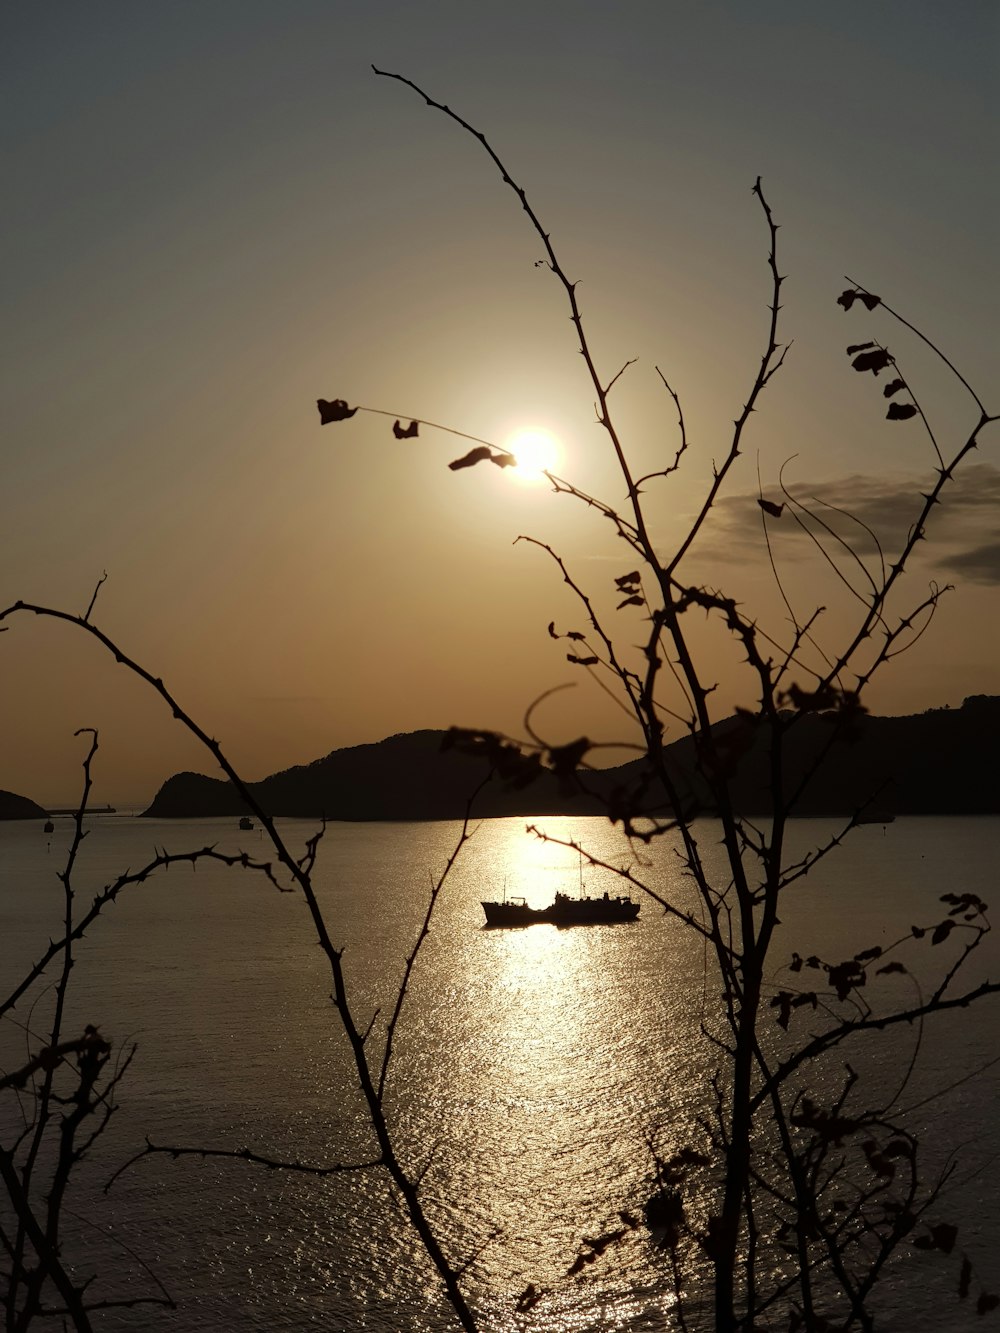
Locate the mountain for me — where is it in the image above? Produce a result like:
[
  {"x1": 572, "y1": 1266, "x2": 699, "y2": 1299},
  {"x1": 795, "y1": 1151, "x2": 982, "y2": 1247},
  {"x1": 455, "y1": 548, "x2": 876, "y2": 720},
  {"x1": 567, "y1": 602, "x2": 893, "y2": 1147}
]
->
[
  {"x1": 0, "y1": 789, "x2": 48, "y2": 820},
  {"x1": 141, "y1": 698, "x2": 1000, "y2": 821},
  {"x1": 633, "y1": 695, "x2": 1000, "y2": 818},
  {"x1": 142, "y1": 730, "x2": 602, "y2": 820}
]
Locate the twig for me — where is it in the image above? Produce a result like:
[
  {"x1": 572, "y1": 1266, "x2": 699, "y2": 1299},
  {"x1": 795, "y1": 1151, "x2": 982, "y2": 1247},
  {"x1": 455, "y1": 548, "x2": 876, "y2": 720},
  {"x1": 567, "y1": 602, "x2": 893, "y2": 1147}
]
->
[{"x1": 106, "y1": 1139, "x2": 383, "y2": 1191}]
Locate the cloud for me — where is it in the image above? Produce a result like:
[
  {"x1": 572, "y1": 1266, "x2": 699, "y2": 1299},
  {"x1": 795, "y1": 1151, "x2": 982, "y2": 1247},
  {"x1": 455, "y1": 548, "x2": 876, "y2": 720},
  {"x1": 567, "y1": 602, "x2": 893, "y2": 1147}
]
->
[
  {"x1": 939, "y1": 543, "x2": 1000, "y2": 585},
  {"x1": 689, "y1": 463, "x2": 1000, "y2": 584}
]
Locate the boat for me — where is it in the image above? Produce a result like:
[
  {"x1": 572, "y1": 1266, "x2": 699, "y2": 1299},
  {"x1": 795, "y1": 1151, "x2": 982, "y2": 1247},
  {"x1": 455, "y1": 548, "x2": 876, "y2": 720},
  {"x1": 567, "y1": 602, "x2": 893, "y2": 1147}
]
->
[
  {"x1": 481, "y1": 889, "x2": 640, "y2": 928},
  {"x1": 238, "y1": 816, "x2": 254, "y2": 831},
  {"x1": 480, "y1": 890, "x2": 637, "y2": 933},
  {"x1": 483, "y1": 848, "x2": 640, "y2": 928}
]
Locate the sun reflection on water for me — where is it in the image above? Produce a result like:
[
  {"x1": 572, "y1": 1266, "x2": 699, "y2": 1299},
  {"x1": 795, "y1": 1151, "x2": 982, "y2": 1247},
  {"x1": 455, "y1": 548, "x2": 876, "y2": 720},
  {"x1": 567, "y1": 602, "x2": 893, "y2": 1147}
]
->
[
  {"x1": 487, "y1": 817, "x2": 589, "y2": 910},
  {"x1": 414, "y1": 818, "x2": 690, "y2": 1327}
]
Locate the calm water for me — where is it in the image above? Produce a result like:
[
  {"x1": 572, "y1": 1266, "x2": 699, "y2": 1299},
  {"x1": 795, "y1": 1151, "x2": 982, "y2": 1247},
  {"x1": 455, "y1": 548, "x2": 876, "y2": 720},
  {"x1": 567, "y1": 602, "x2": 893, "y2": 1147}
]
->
[{"x1": 1, "y1": 815, "x2": 998, "y2": 1331}]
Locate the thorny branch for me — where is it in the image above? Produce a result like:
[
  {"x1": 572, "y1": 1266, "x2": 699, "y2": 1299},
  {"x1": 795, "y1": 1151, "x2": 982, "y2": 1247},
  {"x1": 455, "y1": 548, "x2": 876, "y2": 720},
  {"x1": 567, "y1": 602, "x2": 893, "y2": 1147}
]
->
[{"x1": 0, "y1": 602, "x2": 487, "y2": 1331}]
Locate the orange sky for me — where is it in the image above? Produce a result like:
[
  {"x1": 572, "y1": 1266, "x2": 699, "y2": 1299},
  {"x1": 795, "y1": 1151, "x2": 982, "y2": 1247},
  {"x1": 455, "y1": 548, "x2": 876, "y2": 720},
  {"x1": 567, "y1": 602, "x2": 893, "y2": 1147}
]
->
[{"x1": 2, "y1": 2, "x2": 997, "y2": 806}]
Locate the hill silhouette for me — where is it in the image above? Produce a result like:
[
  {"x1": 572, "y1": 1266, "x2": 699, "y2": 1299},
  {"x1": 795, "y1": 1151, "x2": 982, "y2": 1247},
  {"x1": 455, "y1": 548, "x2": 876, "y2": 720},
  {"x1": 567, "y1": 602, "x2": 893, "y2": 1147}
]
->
[
  {"x1": 141, "y1": 698, "x2": 1000, "y2": 821},
  {"x1": 661, "y1": 695, "x2": 1000, "y2": 818},
  {"x1": 0, "y1": 789, "x2": 48, "y2": 820},
  {"x1": 142, "y1": 730, "x2": 602, "y2": 820}
]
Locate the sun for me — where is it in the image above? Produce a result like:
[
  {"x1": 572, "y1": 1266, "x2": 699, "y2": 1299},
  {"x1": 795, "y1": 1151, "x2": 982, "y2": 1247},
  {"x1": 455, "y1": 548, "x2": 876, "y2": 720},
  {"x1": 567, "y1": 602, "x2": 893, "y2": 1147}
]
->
[{"x1": 504, "y1": 427, "x2": 561, "y2": 483}]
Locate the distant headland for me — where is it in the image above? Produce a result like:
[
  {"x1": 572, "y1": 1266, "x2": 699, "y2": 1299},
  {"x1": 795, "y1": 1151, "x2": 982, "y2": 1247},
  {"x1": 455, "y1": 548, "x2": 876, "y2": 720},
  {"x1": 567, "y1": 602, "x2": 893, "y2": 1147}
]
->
[
  {"x1": 0, "y1": 790, "x2": 48, "y2": 821},
  {"x1": 138, "y1": 697, "x2": 1000, "y2": 822},
  {"x1": 4, "y1": 698, "x2": 996, "y2": 824}
]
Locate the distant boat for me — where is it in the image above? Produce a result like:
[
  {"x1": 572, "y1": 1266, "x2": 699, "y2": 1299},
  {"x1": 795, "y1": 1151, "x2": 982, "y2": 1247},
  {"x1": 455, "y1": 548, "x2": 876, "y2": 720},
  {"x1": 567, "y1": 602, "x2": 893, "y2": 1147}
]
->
[
  {"x1": 238, "y1": 816, "x2": 254, "y2": 831},
  {"x1": 482, "y1": 851, "x2": 639, "y2": 927},
  {"x1": 481, "y1": 890, "x2": 640, "y2": 928},
  {"x1": 856, "y1": 812, "x2": 895, "y2": 825},
  {"x1": 43, "y1": 819, "x2": 54, "y2": 834}
]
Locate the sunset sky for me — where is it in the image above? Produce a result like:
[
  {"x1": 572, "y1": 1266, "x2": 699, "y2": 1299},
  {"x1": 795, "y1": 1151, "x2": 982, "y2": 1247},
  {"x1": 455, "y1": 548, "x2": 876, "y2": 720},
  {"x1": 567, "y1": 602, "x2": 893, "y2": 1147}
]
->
[{"x1": 2, "y1": 2, "x2": 997, "y2": 806}]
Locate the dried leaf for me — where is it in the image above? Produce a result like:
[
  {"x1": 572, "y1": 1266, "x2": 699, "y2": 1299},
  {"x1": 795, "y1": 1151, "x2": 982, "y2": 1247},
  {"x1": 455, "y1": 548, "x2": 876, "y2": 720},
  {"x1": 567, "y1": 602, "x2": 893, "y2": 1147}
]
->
[
  {"x1": 547, "y1": 737, "x2": 591, "y2": 775},
  {"x1": 882, "y1": 1139, "x2": 913, "y2": 1160},
  {"x1": 615, "y1": 571, "x2": 641, "y2": 588},
  {"x1": 886, "y1": 402, "x2": 918, "y2": 421},
  {"x1": 789, "y1": 1097, "x2": 860, "y2": 1146},
  {"x1": 931, "y1": 1223, "x2": 958, "y2": 1254},
  {"x1": 670, "y1": 1147, "x2": 711, "y2": 1168},
  {"x1": 883, "y1": 377, "x2": 907, "y2": 398},
  {"x1": 876, "y1": 961, "x2": 908, "y2": 975},
  {"x1": 317, "y1": 398, "x2": 358, "y2": 424},
  {"x1": 770, "y1": 992, "x2": 793, "y2": 1031},
  {"x1": 838, "y1": 289, "x2": 881, "y2": 312},
  {"x1": 847, "y1": 342, "x2": 877, "y2": 355},
  {"x1": 782, "y1": 682, "x2": 846, "y2": 713},
  {"x1": 959, "y1": 1256, "x2": 973, "y2": 1300},
  {"x1": 516, "y1": 1284, "x2": 543, "y2": 1313},
  {"x1": 851, "y1": 348, "x2": 892, "y2": 376},
  {"x1": 758, "y1": 497, "x2": 785, "y2": 518},
  {"x1": 644, "y1": 1187, "x2": 685, "y2": 1248},
  {"x1": 549, "y1": 624, "x2": 585, "y2": 644},
  {"x1": 567, "y1": 653, "x2": 599, "y2": 667},
  {"x1": 449, "y1": 446, "x2": 493, "y2": 471},
  {"x1": 581, "y1": 1227, "x2": 628, "y2": 1256},
  {"x1": 931, "y1": 919, "x2": 955, "y2": 945},
  {"x1": 440, "y1": 727, "x2": 542, "y2": 789},
  {"x1": 828, "y1": 959, "x2": 866, "y2": 1001},
  {"x1": 863, "y1": 1141, "x2": 896, "y2": 1180},
  {"x1": 392, "y1": 419, "x2": 419, "y2": 439},
  {"x1": 617, "y1": 595, "x2": 644, "y2": 609},
  {"x1": 448, "y1": 445, "x2": 514, "y2": 470}
]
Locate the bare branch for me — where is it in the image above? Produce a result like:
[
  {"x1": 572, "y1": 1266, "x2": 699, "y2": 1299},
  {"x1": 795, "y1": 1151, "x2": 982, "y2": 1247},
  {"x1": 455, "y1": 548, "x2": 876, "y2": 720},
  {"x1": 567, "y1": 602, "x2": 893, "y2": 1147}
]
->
[
  {"x1": 106, "y1": 1139, "x2": 383, "y2": 1189},
  {"x1": 82, "y1": 572, "x2": 107, "y2": 624}
]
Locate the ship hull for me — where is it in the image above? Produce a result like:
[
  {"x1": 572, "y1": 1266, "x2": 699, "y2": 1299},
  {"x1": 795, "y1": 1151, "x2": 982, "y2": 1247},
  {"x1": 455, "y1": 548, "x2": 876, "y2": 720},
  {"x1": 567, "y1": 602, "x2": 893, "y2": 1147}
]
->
[{"x1": 481, "y1": 894, "x2": 639, "y2": 928}]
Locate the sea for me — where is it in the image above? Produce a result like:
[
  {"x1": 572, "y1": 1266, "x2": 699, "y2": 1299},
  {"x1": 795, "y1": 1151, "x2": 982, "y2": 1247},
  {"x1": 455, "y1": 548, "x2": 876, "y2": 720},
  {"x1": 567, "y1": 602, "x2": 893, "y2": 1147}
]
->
[{"x1": 1, "y1": 814, "x2": 998, "y2": 1332}]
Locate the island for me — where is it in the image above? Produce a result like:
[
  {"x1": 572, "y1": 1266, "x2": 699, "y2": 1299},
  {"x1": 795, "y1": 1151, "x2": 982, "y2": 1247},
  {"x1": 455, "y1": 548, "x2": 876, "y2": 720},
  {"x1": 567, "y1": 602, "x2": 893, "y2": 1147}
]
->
[
  {"x1": 0, "y1": 790, "x2": 49, "y2": 821},
  {"x1": 141, "y1": 697, "x2": 1000, "y2": 822}
]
